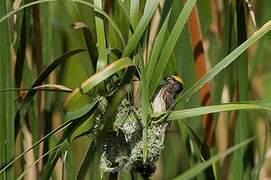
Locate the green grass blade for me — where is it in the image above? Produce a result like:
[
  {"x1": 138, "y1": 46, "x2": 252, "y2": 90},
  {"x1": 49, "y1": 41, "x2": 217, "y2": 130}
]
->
[
  {"x1": 183, "y1": 121, "x2": 215, "y2": 179},
  {"x1": 76, "y1": 142, "x2": 96, "y2": 180},
  {"x1": 176, "y1": 20, "x2": 271, "y2": 104},
  {"x1": 0, "y1": 118, "x2": 73, "y2": 174},
  {"x1": 173, "y1": 135, "x2": 258, "y2": 180},
  {"x1": 41, "y1": 140, "x2": 69, "y2": 180},
  {"x1": 0, "y1": 1, "x2": 14, "y2": 179},
  {"x1": 0, "y1": 0, "x2": 125, "y2": 48},
  {"x1": 17, "y1": 49, "x2": 86, "y2": 127},
  {"x1": 116, "y1": 0, "x2": 134, "y2": 31},
  {"x1": 63, "y1": 57, "x2": 134, "y2": 112},
  {"x1": 65, "y1": 97, "x2": 100, "y2": 120},
  {"x1": 168, "y1": 101, "x2": 271, "y2": 121},
  {"x1": 149, "y1": 0, "x2": 197, "y2": 95},
  {"x1": 16, "y1": 143, "x2": 63, "y2": 180},
  {"x1": 72, "y1": 22, "x2": 98, "y2": 72},
  {"x1": 231, "y1": 1, "x2": 249, "y2": 179},
  {"x1": 138, "y1": 54, "x2": 150, "y2": 162},
  {"x1": 94, "y1": 0, "x2": 107, "y2": 71},
  {"x1": 130, "y1": 0, "x2": 140, "y2": 28},
  {"x1": 14, "y1": 7, "x2": 29, "y2": 87},
  {"x1": 146, "y1": 10, "x2": 171, "y2": 86},
  {"x1": 122, "y1": 0, "x2": 160, "y2": 57},
  {"x1": 0, "y1": 84, "x2": 72, "y2": 93},
  {"x1": 41, "y1": 104, "x2": 98, "y2": 179}
]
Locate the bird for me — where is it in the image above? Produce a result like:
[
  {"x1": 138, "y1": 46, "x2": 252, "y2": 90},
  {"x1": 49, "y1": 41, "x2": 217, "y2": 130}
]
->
[
  {"x1": 131, "y1": 75, "x2": 184, "y2": 178},
  {"x1": 151, "y1": 75, "x2": 184, "y2": 113}
]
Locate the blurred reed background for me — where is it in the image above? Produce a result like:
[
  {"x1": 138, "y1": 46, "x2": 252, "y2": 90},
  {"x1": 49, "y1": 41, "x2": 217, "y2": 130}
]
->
[{"x1": 1, "y1": 0, "x2": 271, "y2": 179}]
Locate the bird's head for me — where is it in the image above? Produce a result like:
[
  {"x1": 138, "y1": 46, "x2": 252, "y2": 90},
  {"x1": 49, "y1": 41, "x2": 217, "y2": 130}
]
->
[{"x1": 163, "y1": 75, "x2": 184, "y2": 95}]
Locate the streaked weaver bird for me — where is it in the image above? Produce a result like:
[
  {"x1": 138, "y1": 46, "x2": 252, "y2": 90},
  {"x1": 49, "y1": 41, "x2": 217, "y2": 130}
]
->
[
  {"x1": 132, "y1": 76, "x2": 184, "y2": 178},
  {"x1": 151, "y1": 75, "x2": 184, "y2": 113}
]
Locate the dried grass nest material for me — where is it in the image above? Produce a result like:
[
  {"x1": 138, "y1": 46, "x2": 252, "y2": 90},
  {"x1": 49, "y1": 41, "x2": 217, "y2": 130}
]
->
[{"x1": 99, "y1": 98, "x2": 169, "y2": 177}]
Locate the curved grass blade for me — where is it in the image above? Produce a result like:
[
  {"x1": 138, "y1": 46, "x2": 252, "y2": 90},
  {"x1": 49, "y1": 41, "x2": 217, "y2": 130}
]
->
[
  {"x1": 94, "y1": 0, "x2": 107, "y2": 71},
  {"x1": 149, "y1": 0, "x2": 197, "y2": 95},
  {"x1": 122, "y1": 0, "x2": 160, "y2": 57},
  {"x1": 146, "y1": 9, "x2": 171, "y2": 85},
  {"x1": 2, "y1": 99, "x2": 99, "y2": 177},
  {"x1": 41, "y1": 102, "x2": 99, "y2": 179},
  {"x1": 65, "y1": 97, "x2": 100, "y2": 120},
  {"x1": 0, "y1": 0, "x2": 14, "y2": 178},
  {"x1": 173, "y1": 135, "x2": 258, "y2": 180},
  {"x1": 76, "y1": 142, "x2": 96, "y2": 180},
  {"x1": 0, "y1": 85, "x2": 98, "y2": 174},
  {"x1": 67, "y1": 102, "x2": 99, "y2": 141},
  {"x1": 72, "y1": 22, "x2": 98, "y2": 71},
  {"x1": 18, "y1": 49, "x2": 86, "y2": 119},
  {"x1": 15, "y1": 7, "x2": 29, "y2": 87},
  {"x1": 26, "y1": 84, "x2": 72, "y2": 92},
  {"x1": 0, "y1": 0, "x2": 125, "y2": 48},
  {"x1": 137, "y1": 54, "x2": 150, "y2": 162},
  {"x1": 63, "y1": 57, "x2": 134, "y2": 112},
  {"x1": 41, "y1": 140, "x2": 69, "y2": 180},
  {"x1": 176, "y1": 20, "x2": 271, "y2": 104},
  {"x1": 129, "y1": 0, "x2": 140, "y2": 29},
  {"x1": 254, "y1": 123, "x2": 269, "y2": 180},
  {"x1": 233, "y1": 1, "x2": 250, "y2": 179},
  {"x1": 0, "y1": 119, "x2": 72, "y2": 174},
  {"x1": 16, "y1": 143, "x2": 63, "y2": 180},
  {"x1": 0, "y1": 84, "x2": 72, "y2": 93},
  {"x1": 116, "y1": 0, "x2": 135, "y2": 31},
  {"x1": 183, "y1": 121, "x2": 215, "y2": 179},
  {"x1": 167, "y1": 101, "x2": 271, "y2": 121}
]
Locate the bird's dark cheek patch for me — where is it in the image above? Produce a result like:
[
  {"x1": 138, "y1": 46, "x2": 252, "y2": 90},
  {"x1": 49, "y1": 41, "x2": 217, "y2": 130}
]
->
[{"x1": 175, "y1": 85, "x2": 183, "y2": 95}]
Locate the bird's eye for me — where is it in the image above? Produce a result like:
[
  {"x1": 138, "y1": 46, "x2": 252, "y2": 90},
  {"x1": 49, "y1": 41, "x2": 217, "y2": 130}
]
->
[{"x1": 164, "y1": 76, "x2": 173, "y2": 83}]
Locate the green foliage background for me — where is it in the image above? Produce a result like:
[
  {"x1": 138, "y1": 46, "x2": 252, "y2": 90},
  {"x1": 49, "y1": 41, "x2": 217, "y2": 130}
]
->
[{"x1": 1, "y1": 0, "x2": 271, "y2": 179}]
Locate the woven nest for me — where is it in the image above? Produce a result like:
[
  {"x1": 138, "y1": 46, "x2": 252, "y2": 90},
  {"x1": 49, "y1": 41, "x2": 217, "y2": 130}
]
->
[{"x1": 98, "y1": 99, "x2": 169, "y2": 177}]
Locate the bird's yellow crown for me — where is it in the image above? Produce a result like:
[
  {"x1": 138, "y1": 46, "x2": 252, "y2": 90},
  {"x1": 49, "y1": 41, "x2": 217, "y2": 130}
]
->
[{"x1": 171, "y1": 75, "x2": 184, "y2": 85}]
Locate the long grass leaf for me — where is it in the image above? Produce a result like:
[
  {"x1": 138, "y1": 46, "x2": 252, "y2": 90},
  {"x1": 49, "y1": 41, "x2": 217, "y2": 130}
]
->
[
  {"x1": 41, "y1": 102, "x2": 99, "y2": 179},
  {"x1": 150, "y1": 0, "x2": 197, "y2": 95},
  {"x1": 0, "y1": 119, "x2": 72, "y2": 174},
  {"x1": 72, "y1": 22, "x2": 98, "y2": 72},
  {"x1": 176, "y1": 20, "x2": 271, "y2": 103},
  {"x1": 146, "y1": 10, "x2": 171, "y2": 86},
  {"x1": 122, "y1": 0, "x2": 160, "y2": 57},
  {"x1": 0, "y1": 0, "x2": 125, "y2": 47},
  {"x1": 16, "y1": 143, "x2": 63, "y2": 180},
  {"x1": 173, "y1": 135, "x2": 257, "y2": 180},
  {"x1": 5, "y1": 101, "x2": 99, "y2": 178},
  {"x1": 94, "y1": 0, "x2": 107, "y2": 71},
  {"x1": 183, "y1": 121, "x2": 215, "y2": 179},
  {"x1": 231, "y1": 1, "x2": 249, "y2": 178},
  {"x1": 116, "y1": 0, "x2": 135, "y2": 31},
  {"x1": 76, "y1": 142, "x2": 96, "y2": 180},
  {"x1": 138, "y1": 54, "x2": 150, "y2": 162},
  {"x1": 0, "y1": 0, "x2": 14, "y2": 179},
  {"x1": 0, "y1": 84, "x2": 72, "y2": 95},
  {"x1": 130, "y1": 0, "x2": 140, "y2": 28},
  {"x1": 168, "y1": 101, "x2": 271, "y2": 121},
  {"x1": 63, "y1": 57, "x2": 134, "y2": 112},
  {"x1": 14, "y1": 8, "x2": 29, "y2": 87},
  {"x1": 17, "y1": 49, "x2": 86, "y2": 128}
]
